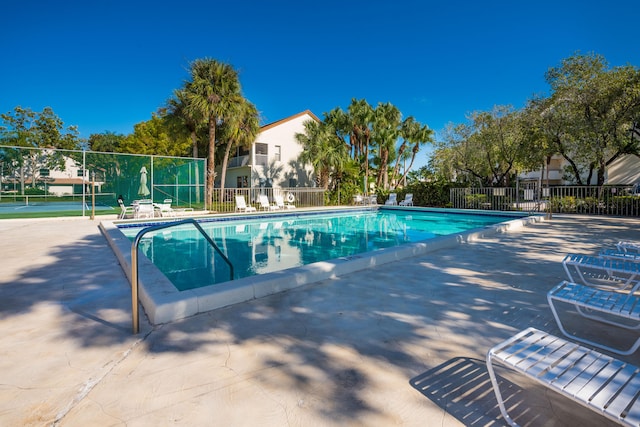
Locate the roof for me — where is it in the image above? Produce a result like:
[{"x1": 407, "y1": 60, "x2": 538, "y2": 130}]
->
[{"x1": 260, "y1": 110, "x2": 320, "y2": 132}]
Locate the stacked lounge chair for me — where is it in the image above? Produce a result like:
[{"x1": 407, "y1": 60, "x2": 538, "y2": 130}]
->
[{"x1": 487, "y1": 240, "x2": 640, "y2": 426}]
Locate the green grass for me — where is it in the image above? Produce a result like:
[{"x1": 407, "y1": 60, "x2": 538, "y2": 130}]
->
[{"x1": 0, "y1": 210, "x2": 116, "y2": 220}]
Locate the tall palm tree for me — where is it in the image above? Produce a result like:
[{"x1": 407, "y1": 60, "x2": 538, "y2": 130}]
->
[
  {"x1": 184, "y1": 58, "x2": 241, "y2": 209},
  {"x1": 394, "y1": 118, "x2": 434, "y2": 188},
  {"x1": 167, "y1": 89, "x2": 202, "y2": 158},
  {"x1": 295, "y1": 120, "x2": 347, "y2": 189},
  {"x1": 372, "y1": 102, "x2": 401, "y2": 190},
  {"x1": 218, "y1": 97, "x2": 260, "y2": 192},
  {"x1": 346, "y1": 99, "x2": 374, "y2": 193}
]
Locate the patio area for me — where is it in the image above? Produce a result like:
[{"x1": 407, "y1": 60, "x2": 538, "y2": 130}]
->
[{"x1": 1, "y1": 214, "x2": 638, "y2": 426}]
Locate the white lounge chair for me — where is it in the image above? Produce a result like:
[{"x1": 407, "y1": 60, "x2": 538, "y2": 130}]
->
[
  {"x1": 398, "y1": 193, "x2": 413, "y2": 206},
  {"x1": 259, "y1": 195, "x2": 279, "y2": 211},
  {"x1": 118, "y1": 199, "x2": 135, "y2": 219},
  {"x1": 235, "y1": 195, "x2": 256, "y2": 213},
  {"x1": 599, "y1": 248, "x2": 640, "y2": 262},
  {"x1": 547, "y1": 280, "x2": 640, "y2": 355},
  {"x1": 562, "y1": 253, "x2": 640, "y2": 289},
  {"x1": 274, "y1": 195, "x2": 295, "y2": 209},
  {"x1": 134, "y1": 200, "x2": 155, "y2": 219},
  {"x1": 617, "y1": 241, "x2": 640, "y2": 254},
  {"x1": 487, "y1": 327, "x2": 640, "y2": 427},
  {"x1": 353, "y1": 194, "x2": 364, "y2": 205},
  {"x1": 385, "y1": 193, "x2": 397, "y2": 205},
  {"x1": 156, "y1": 199, "x2": 176, "y2": 217}
]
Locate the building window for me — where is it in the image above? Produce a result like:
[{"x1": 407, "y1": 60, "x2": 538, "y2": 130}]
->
[
  {"x1": 237, "y1": 176, "x2": 248, "y2": 188},
  {"x1": 275, "y1": 145, "x2": 281, "y2": 161},
  {"x1": 255, "y1": 143, "x2": 268, "y2": 167},
  {"x1": 255, "y1": 143, "x2": 268, "y2": 155},
  {"x1": 289, "y1": 178, "x2": 297, "y2": 187}
]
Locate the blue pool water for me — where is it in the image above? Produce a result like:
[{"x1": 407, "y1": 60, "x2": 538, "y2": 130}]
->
[{"x1": 120, "y1": 208, "x2": 519, "y2": 291}]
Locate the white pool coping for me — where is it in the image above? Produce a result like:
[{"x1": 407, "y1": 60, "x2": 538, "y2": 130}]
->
[{"x1": 99, "y1": 207, "x2": 544, "y2": 325}]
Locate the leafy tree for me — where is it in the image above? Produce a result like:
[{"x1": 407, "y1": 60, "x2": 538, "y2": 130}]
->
[
  {"x1": 0, "y1": 106, "x2": 80, "y2": 193},
  {"x1": 1, "y1": 106, "x2": 79, "y2": 150},
  {"x1": 433, "y1": 106, "x2": 533, "y2": 187},
  {"x1": 119, "y1": 113, "x2": 191, "y2": 156},
  {"x1": 542, "y1": 52, "x2": 640, "y2": 185},
  {"x1": 88, "y1": 131, "x2": 125, "y2": 152}
]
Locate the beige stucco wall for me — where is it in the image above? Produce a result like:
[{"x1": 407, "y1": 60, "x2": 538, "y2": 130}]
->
[
  {"x1": 253, "y1": 112, "x2": 316, "y2": 188},
  {"x1": 607, "y1": 154, "x2": 640, "y2": 185}
]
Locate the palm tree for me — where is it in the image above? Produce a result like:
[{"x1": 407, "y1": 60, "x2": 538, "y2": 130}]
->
[
  {"x1": 167, "y1": 89, "x2": 202, "y2": 158},
  {"x1": 218, "y1": 98, "x2": 260, "y2": 192},
  {"x1": 183, "y1": 58, "x2": 241, "y2": 209},
  {"x1": 392, "y1": 117, "x2": 434, "y2": 188},
  {"x1": 346, "y1": 99, "x2": 374, "y2": 193},
  {"x1": 371, "y1": 102, "x2": 401, "y2": 190},
  {"x1": 295, "y1": 120, "x2": 348, "y2": 190}
]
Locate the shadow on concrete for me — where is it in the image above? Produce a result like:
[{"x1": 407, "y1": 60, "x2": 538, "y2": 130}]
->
[
  {"x1": 2, "y1": 215, "x2": 640, "y2": 424},
  {"x1": 410, "y1": 356, "x2": 621, "y2": 427}
]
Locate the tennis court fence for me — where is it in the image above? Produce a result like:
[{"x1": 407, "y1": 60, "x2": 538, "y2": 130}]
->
[{"x1": 0, "y1": 145, "x2": 205, "y2": 217}]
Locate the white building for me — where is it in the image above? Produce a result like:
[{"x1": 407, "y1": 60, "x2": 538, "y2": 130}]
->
[
  {"x1": 3, "y1": 151, "x2": 99, "y2": 196},
  {"x1": 220, "y1": 110, "x2": 320, "y2": 189}
]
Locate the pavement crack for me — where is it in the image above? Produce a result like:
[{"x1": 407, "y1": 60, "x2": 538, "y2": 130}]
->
[{"x1": 51, "y1": 327, "x2": 154, "y2": 426}]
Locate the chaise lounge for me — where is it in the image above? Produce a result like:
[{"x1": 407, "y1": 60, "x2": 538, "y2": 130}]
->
[
  {"x1": 235, "y1": 195, "x2": 256, "y2": 213},
  {"x1": 487, "y1": 327, "x2": 640, "y2": 427},
  {"x1": 399, "y1": 193, "x2": 413, "y2": 206},
  {"x1": 548, "y1": 280, "x2": 640, "y2": 355}
]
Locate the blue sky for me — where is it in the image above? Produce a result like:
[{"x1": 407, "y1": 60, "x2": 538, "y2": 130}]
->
[{"x1": 2, "y1": 0, "x2": 638, "y2": 168}]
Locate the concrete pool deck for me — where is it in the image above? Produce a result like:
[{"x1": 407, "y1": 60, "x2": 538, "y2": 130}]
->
[{"x1": 1, "y1": 214, "x2": 639, "y2": 426}]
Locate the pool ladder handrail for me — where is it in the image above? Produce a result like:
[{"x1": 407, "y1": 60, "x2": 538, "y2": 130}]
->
[{"x1": 130, "y1": 218, "x2": 234, "y2": 334}]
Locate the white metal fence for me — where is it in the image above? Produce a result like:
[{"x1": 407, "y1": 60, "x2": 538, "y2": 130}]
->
[{"x1": 209, "y1": 187, "x2": 325, "y2": 213}]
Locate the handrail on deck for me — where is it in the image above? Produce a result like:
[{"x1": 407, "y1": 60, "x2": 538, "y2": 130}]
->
[{"x1": 130, "y1": 218, "x2": 234, "y2": 334}]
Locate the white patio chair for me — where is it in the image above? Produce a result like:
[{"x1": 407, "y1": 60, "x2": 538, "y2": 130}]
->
[
  {"x1": 487, "y1": 327, "x2": 640, "y2": 427},
  {"x1": 134, "y1": 200, "x2": 155, "y2": 219},
  {"x1": 385, "y1": 193, "x2": 397, "y2": 205},
  {"x1": 274, "y1": 195, "x2": 295, "y2": 209},
  {"x1": 156, "y1": 199, "x2": 176, "y2": 217},
  {"x1": 235, "y1": 195, "x2": 256, "y2": 213},
  {"x1": 118, "y1": 199, "x2": 135, "y2": 219},
  {"x1": 399, "y1": 193, "x2": 413, "y2": 206},
  {"x1": 547, "y1": 280, "x2": 640, "y2": 355},
  {"x1": 259, "y1": 195, "x2": 279, "y2": 211}
]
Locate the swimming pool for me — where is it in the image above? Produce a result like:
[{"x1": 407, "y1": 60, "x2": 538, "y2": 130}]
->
[
  {"x1": 118, "y1": 209, "x2": 512, "y2": 291},
  {"x1": 101, "y1": 207, "x2": 542, "y2": 324}
]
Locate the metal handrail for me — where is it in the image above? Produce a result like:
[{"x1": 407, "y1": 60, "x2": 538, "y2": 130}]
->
[{"x1": 130, "y1": 218, "x2": 234, "y2": 334}]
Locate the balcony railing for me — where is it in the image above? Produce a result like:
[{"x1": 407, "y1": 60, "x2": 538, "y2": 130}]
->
[{"x1": 228, "y1": 155, "x2": 250, "y2": 168}]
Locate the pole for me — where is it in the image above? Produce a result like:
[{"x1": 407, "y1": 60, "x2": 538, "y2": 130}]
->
[
  {"x1": 90, "y1": 171, "x2": 95, "y2": 220},
  {"x1": 82, "y1": 151, "x2": 86, "y2": 217}
]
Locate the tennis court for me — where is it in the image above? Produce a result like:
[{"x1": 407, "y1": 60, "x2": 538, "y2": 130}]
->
[{"x1": 0, "y1": 197, "x2": 115, "y2": 214}]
